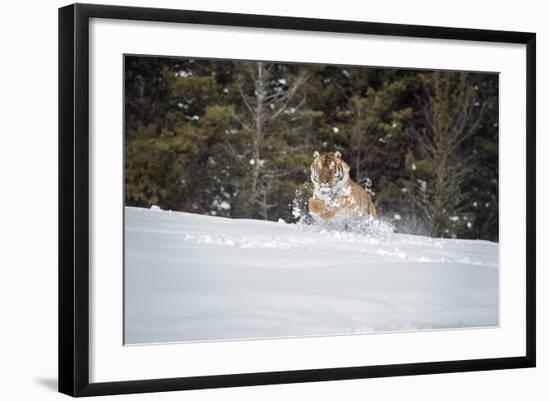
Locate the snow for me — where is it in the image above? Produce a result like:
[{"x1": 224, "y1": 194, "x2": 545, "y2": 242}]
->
[
  {"x1": 417, "y1": 179, "x2": 427, "y2": 191},
  {"x1": 124, "y1": 206, "x2": 499, "y2": 344},
  {"x1": 176, "y1": 70, "x2": 191, "y2": 78}
]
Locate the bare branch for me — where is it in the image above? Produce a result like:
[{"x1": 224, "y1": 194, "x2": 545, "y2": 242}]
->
[
  {"x1": 270, "y1": 72, "x2": 308, "y2": 120},
  {"x1": 454, "y1": 102, "x2": 488, "y2": 148},
  {"x1": 238, "y1": 88, "x2": 256, "y2": 118}
]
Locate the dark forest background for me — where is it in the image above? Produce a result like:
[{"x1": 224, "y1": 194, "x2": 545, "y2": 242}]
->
[{"x1": 124, "y1": 56, "x2": 499, "y2": 241}]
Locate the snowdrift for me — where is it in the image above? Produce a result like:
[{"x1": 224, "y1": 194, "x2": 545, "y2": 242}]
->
[{"x1": 124, "y1": 206, "x2": 499, "y2": 344}]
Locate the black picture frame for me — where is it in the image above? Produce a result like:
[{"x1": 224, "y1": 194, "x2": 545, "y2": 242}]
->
[{"x1": 59, "y1": 3, "x2": 536, "y2": 397}]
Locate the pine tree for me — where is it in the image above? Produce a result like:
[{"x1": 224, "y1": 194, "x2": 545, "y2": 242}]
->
[
  {"x1": 406, "y1": 71, "x2": 489, "y2": 238},
  {"x1": 231, "y1": 61, "x2": 309, "y2": 219}
]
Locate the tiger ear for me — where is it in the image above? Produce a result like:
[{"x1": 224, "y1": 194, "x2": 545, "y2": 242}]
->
[
  {"x1": 313, "y1": 151, "x2": 320, "y2": 159},
  {"x1": 334, "y1": 151, "x2": 342, "y2": 160}
]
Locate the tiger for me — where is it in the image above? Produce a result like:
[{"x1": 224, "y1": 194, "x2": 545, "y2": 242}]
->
[{"x1": 308, "y1": 151, "x2": 377, "y2": 222}]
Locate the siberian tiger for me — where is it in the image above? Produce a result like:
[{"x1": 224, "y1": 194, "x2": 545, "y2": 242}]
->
[{"x1": 308, "y1": 151, "x2": 377, "y2": 222}]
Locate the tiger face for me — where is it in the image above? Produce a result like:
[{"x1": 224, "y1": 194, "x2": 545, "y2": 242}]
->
[{"x1": 310, "y1": 151, "x2": 350, "y2": 195}]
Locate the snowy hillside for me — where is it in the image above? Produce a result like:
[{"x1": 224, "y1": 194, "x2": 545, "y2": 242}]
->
[{"x1": 124, "y1": 206, "x2": 499, "y2": 344}]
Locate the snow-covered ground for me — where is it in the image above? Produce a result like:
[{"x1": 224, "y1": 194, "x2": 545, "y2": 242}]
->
[{"x1": 124, "y1": 206, "x2": 499, "y2": 344}]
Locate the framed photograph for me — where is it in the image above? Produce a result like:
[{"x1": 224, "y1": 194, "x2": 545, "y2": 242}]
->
[{"x1": 59, "y1": 3, "x2": 536, "y2": 397}]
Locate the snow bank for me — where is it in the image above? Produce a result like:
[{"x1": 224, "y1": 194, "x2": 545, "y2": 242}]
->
[{"x1": 124, "y1": 206, "x2": 499, "y2": 344}]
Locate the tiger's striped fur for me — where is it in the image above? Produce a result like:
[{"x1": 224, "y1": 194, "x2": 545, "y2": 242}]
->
[{"x1": 308, "y1": 151, "x2": 377, "y2": 221}]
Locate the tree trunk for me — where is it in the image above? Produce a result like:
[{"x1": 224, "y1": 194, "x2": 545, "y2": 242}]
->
[{"x1": 251, "y1": 62, "x2": 266, "y2": 198}]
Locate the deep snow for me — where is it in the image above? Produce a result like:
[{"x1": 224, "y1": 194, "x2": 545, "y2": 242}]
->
[{"x1": 124, "y1": 206, "x2": 499, "y2": 344}]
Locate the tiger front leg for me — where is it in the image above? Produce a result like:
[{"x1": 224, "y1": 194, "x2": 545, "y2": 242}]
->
[
  {"x1": 308, "y1": 197, "x2": 326, "y2": 216},
  {"x1": 308, "y1": 197, "x2": 339, "y2": 220}
]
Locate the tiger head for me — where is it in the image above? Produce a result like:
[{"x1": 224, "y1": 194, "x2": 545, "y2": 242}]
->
[{"x1": 310, "y1": 151, "x2": 350, "y2": 194}]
